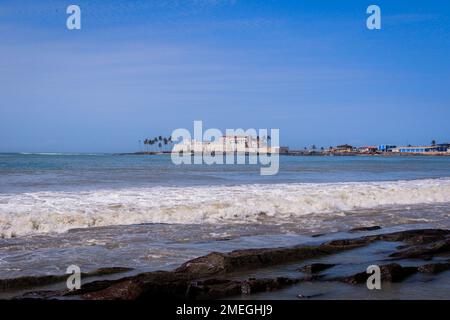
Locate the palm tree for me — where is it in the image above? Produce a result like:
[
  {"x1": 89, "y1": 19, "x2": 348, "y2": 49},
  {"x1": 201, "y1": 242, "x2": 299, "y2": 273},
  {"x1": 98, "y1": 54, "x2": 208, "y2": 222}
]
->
[
  {"x1": 168, "y1": 136, "x2": 173, "y2": 152},
  {"x1": 311, "y1": 144, "x2": 317, "y2": 150},
  {"x1": 431, "y1": 140, "x2": 436, "y2": 146}
]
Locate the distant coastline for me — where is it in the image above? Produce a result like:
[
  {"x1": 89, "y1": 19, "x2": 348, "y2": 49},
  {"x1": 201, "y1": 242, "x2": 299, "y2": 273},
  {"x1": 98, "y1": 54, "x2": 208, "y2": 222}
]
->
[
  {"x1": 121, "y1": 151, "x2": 450, "y2": 157},
  {"x1": 135, "y1": 136, "x2": 450, "y2": 157}
]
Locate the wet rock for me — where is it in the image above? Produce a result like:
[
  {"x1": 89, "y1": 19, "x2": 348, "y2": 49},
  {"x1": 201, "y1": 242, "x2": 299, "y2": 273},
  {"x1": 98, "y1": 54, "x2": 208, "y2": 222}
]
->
[
  {"x1": 175, "y1": 252, "x2": 227, "y2": 276},
  {"x1": 245, "y1": 277, "x2": 298, "y2": 293},
  {"x1": 374, "y1": 229, "x2": 450, "y2": 245},
  {"x1": 1, "y1": 275, "x2": 64, "y2": 292},
  {"x1": 80, "y1": 275, "x2": 302, "y2": 300},
  {"x1": 335, "y1": 263, "x2": 417, "y2": 284},
  {"x1": 12, "y1": 228, "x2": 450, "y2": 300},
  {"x1": 91, "y1": 267, "x2": 133, "y2": 276},
  {"x1": 202, "y1": 277, "x2": 299, "y2": 299},
  {"x1": 335, "y1": 271, "x2": 369, "y2": 284},
  {"x1": 326, "y1": 229, "x2": 450, "y2": 261},
  {"x1": 379, "y1": 264, "x2": 417, "y2": 282},
  {"x1": 200, "y1": 281, "x2": 241, "y2": 300},
  {"x1": 0, "y1": 267, "x2": 133, "y2": 291},
  {"x1": 80, "y1": 271, "x2": 192, "y2": 300},
  {"x1": 16, "y1": 290, "x2": 65, "y2": 300},
  {"x1": 349, "y1": 226, "x2": 382, "y2": 232},
  {"x1": 175, "y1": 244, "x2": 362, "y2": 277},
  {"x1": 298, "y1": 263, "x2": 336, "y2": 274},
  {"x1": 418, "y1": 262, "x2": 450, "y2": 274},
  {"x1": 297, "y1": 293, "x2": 325, "y2": 299},
  {"x1": 82, "y1": 279, "x2": 146, "y2": 300},
  {"x1": 215, "y1": 238, "x2": 232, "y2": 242},
  {"x1": 389, "y1": 238, "x2": 450, "y2": 259},
  {"x1": 311, "y1": 233, "x2": 326, "y2": 238},
  {"x1": 325, "y1": 237, "x2": 372, "y2": 247}
]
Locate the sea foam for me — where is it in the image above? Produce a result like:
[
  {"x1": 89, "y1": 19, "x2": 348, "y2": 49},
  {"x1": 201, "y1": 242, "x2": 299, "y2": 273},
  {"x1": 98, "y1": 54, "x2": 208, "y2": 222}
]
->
[{"x1": 1, "y1": 178, "x2": 449, "y2": 238}]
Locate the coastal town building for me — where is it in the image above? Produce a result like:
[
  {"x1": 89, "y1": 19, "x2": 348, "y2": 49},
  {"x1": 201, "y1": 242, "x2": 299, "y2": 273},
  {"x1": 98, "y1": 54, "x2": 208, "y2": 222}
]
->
[
  {"x1": 377, "y1": 144, "x2": 397, "y2": 152},
  {"x1": 334, "y1": 144, "x2": 354, "y2": 153},
  {"x1": 437, "y1": 143, "x2": 450, "y2": 152},
  {"x1": 358, "y1": 146, "x2": 378, "y2": 153},
  {"x1": 392, "y1": 143, "x2": 450, "y2": 154}
]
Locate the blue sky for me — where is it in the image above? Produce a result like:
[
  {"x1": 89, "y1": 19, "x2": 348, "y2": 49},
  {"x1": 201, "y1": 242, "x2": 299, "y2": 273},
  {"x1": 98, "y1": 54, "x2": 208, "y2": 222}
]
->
[{"x1": 1, "y1": 0, "x2": 449, "y2": 152}]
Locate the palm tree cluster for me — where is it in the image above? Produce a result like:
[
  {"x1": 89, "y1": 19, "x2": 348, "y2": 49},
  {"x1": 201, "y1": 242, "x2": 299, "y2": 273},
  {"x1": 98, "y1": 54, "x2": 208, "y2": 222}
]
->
[{"x1": 142, "y1": 136, "x2": 172, "y2": 152}]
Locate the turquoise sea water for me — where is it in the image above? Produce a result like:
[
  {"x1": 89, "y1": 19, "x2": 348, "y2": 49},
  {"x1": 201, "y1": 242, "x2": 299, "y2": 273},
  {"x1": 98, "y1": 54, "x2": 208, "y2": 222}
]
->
[
  {"x1": 1, "y1": 153, "x2": 450, "y2": 193},
  {"x1": 0, "y1": 153, "x2": 449, "y2": 283}
]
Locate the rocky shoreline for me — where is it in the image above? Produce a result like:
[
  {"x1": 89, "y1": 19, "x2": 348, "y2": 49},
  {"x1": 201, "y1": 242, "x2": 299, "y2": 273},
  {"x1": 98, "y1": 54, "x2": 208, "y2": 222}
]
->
[{"x1": 3, "y1": 227, "x2": 450, "y2": 300}]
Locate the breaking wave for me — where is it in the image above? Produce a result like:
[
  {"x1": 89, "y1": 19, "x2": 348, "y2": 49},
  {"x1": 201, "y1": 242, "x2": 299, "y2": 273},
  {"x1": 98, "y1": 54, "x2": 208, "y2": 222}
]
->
[{"x1": 1, "y1": 178, "x2": 450, "y2": 238}]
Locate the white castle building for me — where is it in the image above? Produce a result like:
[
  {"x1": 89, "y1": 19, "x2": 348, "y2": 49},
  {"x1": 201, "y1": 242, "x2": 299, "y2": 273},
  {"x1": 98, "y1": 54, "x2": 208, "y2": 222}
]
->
[{"x1": 172, "y1": 135, "x2": 279, "y2": 154}]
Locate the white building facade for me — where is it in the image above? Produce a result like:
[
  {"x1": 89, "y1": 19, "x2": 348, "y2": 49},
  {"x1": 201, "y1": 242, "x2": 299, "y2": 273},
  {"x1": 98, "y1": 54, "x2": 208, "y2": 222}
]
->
[{"x1": 172, "y1": 135, "x2": 278, "y2": 154}]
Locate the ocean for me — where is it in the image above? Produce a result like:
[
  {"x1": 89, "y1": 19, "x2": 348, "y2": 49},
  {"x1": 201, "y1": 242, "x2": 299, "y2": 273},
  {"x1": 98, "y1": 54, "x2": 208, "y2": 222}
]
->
[{"x1": 0, "y1": 153, "x2": 449, "y2": 281}]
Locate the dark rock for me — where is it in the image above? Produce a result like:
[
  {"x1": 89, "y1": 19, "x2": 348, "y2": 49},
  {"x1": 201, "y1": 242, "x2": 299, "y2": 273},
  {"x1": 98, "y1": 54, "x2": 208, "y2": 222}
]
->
[
  {"x1": 297, "y1": 293, "x2": 325, "y2": 299},
  {"x1": 201, "y1": 281, "x2": 241, "y2": 300},
  {"x1": 0, "y1": 266, "x2": 133, "y2": 291},
  {"x1": 374, "y1": 229, "x2": 450, "y2": 245},
  {"x1": 335, "y1": 271, "x2": 369, "y2": 284},
  {"x1": 389, "y1": 238, "x2": 450, "y2": 259},
  {"x1": 2, "y1": 275, "x2": 63, "y2": 292},
  {"x1": 349, "y1": 226, "x2": 382, "y2": 232},
  {"x1": 91, "y1": 267, "x2": 133, "y2": 276},
  {"x1": 325, "y1": 238, "x2": 371, "y2": 247},
  {"x1": 326, "y1": 229, "x2": 450, "y2": 248},
  {"x1": 379, "y1": 264, "x2": 417, "y2": 282},
  {"x1": 325, "y1": 229, "x2": 450, "y2": 261},
  {"x1": 84, "y1": 275, "x2": 301, "y2": 300},
  {"x1": 15, "y1": 290, "x2": 65, "y2": 300},
  {"x1": 82, "y1": 279, "x2": 147, "y2": 300},
  {"x1": 311, "y1": 233, "x2": 326, "y2": 238},
  {"x1": 174, "y1": 252, "x2": 226, "y2": 276},
  {"x1": 80, "y1": 271, "x2": 194, "y2": 300},
  {"x1": 335, "y1": 263, "x2": 417, "y2": 284},
  {"x1": 189, "y1": 277, "x2": 299, "y2": 300},
  {"x1": 174, "y1": 243, "x2": 361, "y2": 277},
  {"x1": 298, "y1": 263, "x2": 336, "y2": 274},
  {"x1": 418, "y1": 263, "x2": 450, "y2": 274},
  {"x1": 13, "y1": 228, "x2": 450, "y2": 300}
]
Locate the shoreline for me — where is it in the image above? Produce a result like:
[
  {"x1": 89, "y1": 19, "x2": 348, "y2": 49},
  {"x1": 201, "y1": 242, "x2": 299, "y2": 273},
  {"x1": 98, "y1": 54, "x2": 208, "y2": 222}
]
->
[
  {"x1": 4, "y1": 225, "x2": 450, "y2": 300},
  {"x1": 120, "y1": 151, "x2": 450, "y2": 157}
]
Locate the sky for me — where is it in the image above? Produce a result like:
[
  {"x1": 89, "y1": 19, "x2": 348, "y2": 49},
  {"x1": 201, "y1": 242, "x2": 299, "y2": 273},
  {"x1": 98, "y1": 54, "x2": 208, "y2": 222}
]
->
[{"x1": 0, "y1": 0, "x2": 449, "y2": 152}]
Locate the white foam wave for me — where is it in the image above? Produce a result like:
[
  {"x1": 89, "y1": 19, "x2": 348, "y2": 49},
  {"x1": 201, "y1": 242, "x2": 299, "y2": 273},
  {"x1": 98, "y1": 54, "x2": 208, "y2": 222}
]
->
[{"x1": 1, "y1": 178, "x2": 450, "y2": 238}]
